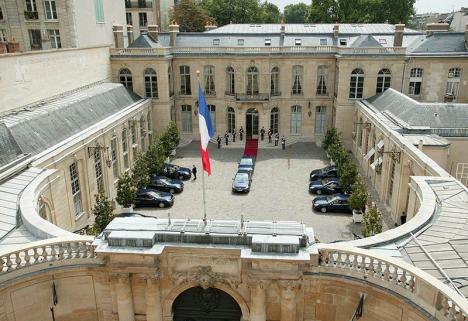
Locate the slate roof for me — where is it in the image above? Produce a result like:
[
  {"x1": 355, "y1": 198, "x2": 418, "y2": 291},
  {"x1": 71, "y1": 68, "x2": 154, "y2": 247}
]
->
[
  {"x1": 128, "y1": 33, "x2": 163, "y2": 48},
  {"x1": 351, "y1": 34, "x2": 383, "y2": 48},
  {"x1": 408, "y1": 32, "x2": 468, "y2": 54}
]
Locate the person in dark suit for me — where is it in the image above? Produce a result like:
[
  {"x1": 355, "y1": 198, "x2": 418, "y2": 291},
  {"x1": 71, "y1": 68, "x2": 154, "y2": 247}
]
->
[
  {"x1": 224, "y1": 131, "x2": 229, "y2": 145},
  {"x1": 192, "y1": 165, "x2": 197, "y2": 180},
  {"x1": 232, "y1": 129, "x2": 236, "y2": 142},
  {"x1": 281, "y1": 136, "x2": 286, "y2": 150},
  {"x1": 274, "y1": 133, "x2": 279, "y2": 146},
  {"x1": 239, "y1": 127, "x2": 244, "y2": 141},
  {"x1": 260, "y1": 127, "x2": 265, "y2": 140},
  {"x1": 217, "y1": 135, "x2": 221, "y2": 149}
]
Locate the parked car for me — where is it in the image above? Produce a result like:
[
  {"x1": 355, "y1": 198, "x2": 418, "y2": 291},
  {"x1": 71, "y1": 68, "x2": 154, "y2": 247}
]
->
[
  {"x1": 149, "y1": 175, "x2": 184, "y2": 193},
  {"x1": 309, "y1": 177, "x2": 343, "y2": 195},
  {"x1": 232, "y1": 171, "x2": 252, "y2": 193},
  {"x1": 161, "y1": 163, "x2": 192, "y2": 180},
  {"x1": 135, "y1": 188, "x2": 174, "y2": 208},
  {"x1": 238, "y1": 156, "x2": 255, "y2": 175},
  {"x1": 116, "y1": 212, "x2": 147, "y2": 218},
  {"x1": 312, "y1": 194, "x2": 352, "y2": 213},
  {"x1": 310, "y1": 165, "x2": 338, "y2": 181}
]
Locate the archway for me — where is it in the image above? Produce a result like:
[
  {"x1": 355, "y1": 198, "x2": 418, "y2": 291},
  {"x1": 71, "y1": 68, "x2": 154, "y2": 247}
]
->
[
  {"x1": 172, "y1": 286, "x2": 242, "y2": 321},
  {"x1": 245, "y1": 108, "x2": 259, "y2": 138}
]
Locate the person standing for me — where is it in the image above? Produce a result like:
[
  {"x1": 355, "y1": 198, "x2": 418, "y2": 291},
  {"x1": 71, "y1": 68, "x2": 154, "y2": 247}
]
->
[
  {"x1": 232, "y1": 129, "x2": 236, "y2": 142},
  {"x1": 401, "y1": 211, "x2": 407, "y2": 225},
  {"x1": 217, "y1": 135, "x2": 221, "y2": 149},
  {"x1": 274, "y1": 133, "x2": 279, "y2": 146},
  {"x1": 192, "y1": 165, "x2": 197, "y2": 180},
  {"x1": 239, "y1": 126, "x2": 244, "y2": 141},
  {"x1": 260, "y1": 127, "x2": 265, "y2": 141},
  {"x1": 224, "y1": 131, "x2": 229, "y2": 145},
  {"x1": 281, "y1": 136, "x2": 286, "y2": 150},
  {"x1": 268, "y1": 128, "x2": 272, "y2": 143}
]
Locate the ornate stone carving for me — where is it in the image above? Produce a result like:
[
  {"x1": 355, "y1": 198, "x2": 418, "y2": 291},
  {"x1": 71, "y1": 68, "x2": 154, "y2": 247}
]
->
[
  {"x1": 172, "y1": 266, "x2": 239, "y2": 289},
  {"x1": 278, "y1": 279, "x2": 302, "y2": 292}
]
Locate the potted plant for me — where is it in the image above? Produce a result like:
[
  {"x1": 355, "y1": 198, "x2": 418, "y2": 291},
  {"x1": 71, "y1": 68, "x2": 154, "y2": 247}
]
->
[
  {"x1": 116, "y1": 171, "x2": 136, "y2": 212},
  {"x1": 362, "y1": 205, "x2": 383, "y2": 237},
  {"x1": 349, "y1": 176, "x2": 368, "y2": 223}
]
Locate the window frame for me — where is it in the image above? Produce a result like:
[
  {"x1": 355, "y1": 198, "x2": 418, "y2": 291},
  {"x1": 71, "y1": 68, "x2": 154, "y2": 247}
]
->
[
  {"x1": 204, "y1": 65, "x2": 216, "y2": 96},
  {"x1": 246, "y1": 66, "x2": 259, "y2": 95},
  {"x1": 271, "y1": 67, "x2": 280, "y2": 96},
  {"x1": 69, "y1": 162, "x2": 82, "y2": 216},
  {"x1": 314, "y1": 106, "x2": 327, "y2": 134},
  {"x1": 94, "y1": 0, "x2": 105, "y2": 23},
  {"x1": 111, "y1": 136, "x2": 119, "y2": 179},
  {"x1": 48, "y1": 29, "x2": 61, "y2": 48},
  {"x1": 446, "y1": 67, "x2": 462, "y2": 100},
  {"x1": 227, "y1": 107, "x2": 236, "y2": 133},
  {"x1": 316, "y1": 65, "x2": 328, "y2": 96},
  {"x1": 181, "y1": 104, "x2": 193, "y2": 133},
  {"x1": 94, "y1": 149, "x2": 104, "y2": 192},
  {"x1": 291, "y1": 65, "x2": 303, "y2": 95},
  {"x1": 349, "y1": 68, "x2": 365, "y2": 99},
  {"x1": 122, "y1": 128, "x2": 130, "y2": 170},
  {"x1": 139, "y1": 12, "x2": 147, "y2": 27},
  {"x1": 144, "y1": 68, "x2": 158, "y2": 98},
  {"x1": 290, "y1": 105, "x2": 302, "y2": 134},
  {"x1": 119, "y1": 68, "x2": 133, "y2": 90},
  {"x1": 409, "y1": 68, "x2": 423, "y2": 96},
  {"x1": 376, "y1": 68, "x2": 391, "y2": 94},
  {"x1": 179, "y1": 65, "x2": 192, "y2": 95},
  {"x1": 226, "y1": 66, "x2": 235, "y2": 95},
  {"x1": 44, "y1": 0, "x2": 57, "y2": 20}
]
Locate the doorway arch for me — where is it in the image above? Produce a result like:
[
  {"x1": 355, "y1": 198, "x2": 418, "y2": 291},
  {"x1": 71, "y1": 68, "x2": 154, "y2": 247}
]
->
[
  {"x1": 245, "y1": 108, "x2": 259, "y2": 138},
  {"x1": 172, "y1": 286, "x2": 242, "y2": 321}
]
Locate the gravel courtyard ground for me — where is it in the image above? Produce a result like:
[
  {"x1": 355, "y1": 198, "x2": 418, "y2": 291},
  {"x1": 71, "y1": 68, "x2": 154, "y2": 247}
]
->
[{"x1": 138, "y1": 141, "x2": 362, "y2": 243}]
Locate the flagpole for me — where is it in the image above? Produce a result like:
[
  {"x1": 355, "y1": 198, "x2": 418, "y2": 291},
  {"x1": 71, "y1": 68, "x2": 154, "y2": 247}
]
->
[{"x1": 197, "y1": 70, "x2": 208, "y2": 225}]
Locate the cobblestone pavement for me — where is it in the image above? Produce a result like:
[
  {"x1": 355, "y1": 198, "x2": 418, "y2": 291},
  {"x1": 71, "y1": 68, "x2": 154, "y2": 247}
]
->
[{"x1": 138, "y1": 141, "x2": 362, "y2": 243}]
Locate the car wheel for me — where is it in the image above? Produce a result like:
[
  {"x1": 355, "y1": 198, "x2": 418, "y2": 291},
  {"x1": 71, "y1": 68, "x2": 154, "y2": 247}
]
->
[
  {"x1": 159, "y1": 202, "x2": 165, "y2": 208},
  {"x1": 170, "y1": 188, "x2": 175, "y2": 194},
  {"x1": 316, "y1": 190, "x2": 322, "y2": 195},
  {"x1": 321, "y1": 207, "x2": 327, "y2": 213}
]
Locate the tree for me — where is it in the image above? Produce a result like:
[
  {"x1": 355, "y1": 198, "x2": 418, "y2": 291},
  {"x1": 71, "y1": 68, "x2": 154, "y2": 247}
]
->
[
  {"x1": 167, "y1": 121, "x2": 180, "y2": 148},
  {"x1": 132, "y1": 153, "x2": 150, "y2": 188},
  {"x1": 200, "y1": 0, "x2": 268, "y2": 25},
  {"x1": 259, "y1": 1, "x2": 282, "y2": 23},
  {"x1": 144, "y1": 143, "x2": 166, "y2": 175},
  {"x1": 89, "y1": 192, "x2": 114, "y2": 235},
  {"x1": 338, "y1": 160, "x2": 357, "y2": 193},
  {"x1": 308, "y1": 0, "x2": 339, "y2": 23},
  {"x1": 349, "y1": 176, "x2": 368, "y2": 211},
  {"x1": 362, "y1": 205, "x2": 383, "y2": 237},
  {"x1": 169, "y1": 0, "x2": 215, "y2": 32},
  {"x1": 322, "y1": 128, "x2": 340, "y2": 152},
  {"x1": 284, "y1": 3, "x2": 310, "y2": 23},
  {"x1": 116, "y1": 172, "x2": 136, "y2": 208}
]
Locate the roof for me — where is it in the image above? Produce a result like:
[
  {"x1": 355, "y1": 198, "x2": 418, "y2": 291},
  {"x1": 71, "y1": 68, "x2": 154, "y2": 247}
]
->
[
  {"x1": 351, "y1": 34, "x2": 383, "y2": 48},
  {"x1": 0, "y1": 83, "x2": 142, "y2": 168},
  {"x1": 403, "y1": 134, "x2": 450, "y2": 147},
  {"x1": 408, "y1": 32, "x2": 467, "y2": 54},
  {"x1": 128, "y1": 33, "x2": 163, "y2": 48}
]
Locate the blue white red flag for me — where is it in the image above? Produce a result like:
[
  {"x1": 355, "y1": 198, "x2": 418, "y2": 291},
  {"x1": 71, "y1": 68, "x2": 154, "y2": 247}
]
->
[{"x1": 198, "y1": 81, "x2": 215, "y2": 175}]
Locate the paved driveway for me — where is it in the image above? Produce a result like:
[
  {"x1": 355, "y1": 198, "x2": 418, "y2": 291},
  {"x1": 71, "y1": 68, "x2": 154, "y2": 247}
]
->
[{"x1": 138, "y1": 142, "x2": 361, "y2": 243}]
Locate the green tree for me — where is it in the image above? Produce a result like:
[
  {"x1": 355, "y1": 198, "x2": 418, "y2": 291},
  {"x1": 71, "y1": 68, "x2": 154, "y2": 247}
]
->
[
  {"x1": 259, "y1": 1, "x2": 282, "y2": 23},
  {"x1": 348, "y1": 176, "x2": 368, "y2": 211},
  {"x1": 362, "y1": 205, "x2": 383, "y2": 237},
  {"x1": 284, "y1": 3, "x2": 310, "y2": 23},
  {"x1": 144, "y1": 143, "x2": 166, "y2": 175},
  {"x1": 169, "y1": 0, "x2": 215, "y2": 32},
  {"x1": 338, "y1": 160, "x2": 357, "y2": 193},
  {"x1": 116, "y1": 172, "x2": 136, "y2": 208},
  {"x1": 308, "y1": 0, "x2": 339, "y2": 23},
  {"x1": 322, "y1": 128, "x2": 341, "y2": 152},
  {"x1": 89, "y1": 192, "x2": 114, "y2": 235},
  {"x1": 167, "y1": 121, "x2": 180, "y2": 148},
  {"x1": 200, "y1": 0, "x2": 263, "y2": 25},
  {"x1": 132, "y1": 153, "x2": 150, "y2": 188}
]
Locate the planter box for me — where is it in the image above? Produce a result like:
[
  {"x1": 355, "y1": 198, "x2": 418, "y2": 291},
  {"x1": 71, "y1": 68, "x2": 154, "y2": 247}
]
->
[{"x1": 353, "y1": 209, "x2": 363, "y2": 223}]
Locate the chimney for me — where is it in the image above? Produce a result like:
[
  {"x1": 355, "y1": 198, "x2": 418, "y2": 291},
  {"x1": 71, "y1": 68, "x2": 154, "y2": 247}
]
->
[
  {"x1": 148, "y1": 25, "x2": 159, "y2": 41},
  {"x1": 205, "y1": 22, "x2": 218, "y2": 31},
  {"x1": 465, "y1": 23, "x2": 468, "y2": 49},
  {"x1": 393, "y1": 24, "x2": 405, "y2": 47},
  {"x1": 169, "y1": 21, "x2": 179, "y2": 47},
  {"x1": 127, "y1": 25, "x2": 134, "y2": 44},
  {"x1": 333, "y1": 24, "x2": 339, "y2": 38},
  {"x1": 426, "y1": 22, "x2": 449, "y2": 36},
  {"x1": 112, "y1": 24, "x2": 124, "y2": 48}
]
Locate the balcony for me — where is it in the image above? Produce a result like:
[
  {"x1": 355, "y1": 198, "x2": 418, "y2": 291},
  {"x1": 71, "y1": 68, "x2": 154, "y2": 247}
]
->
[
  {"x1": 235, "y1": 93, "x2": 270, "y2": 102},
  {"x1": 24, "y1": 11, "x2": 39, "y2": 20}
]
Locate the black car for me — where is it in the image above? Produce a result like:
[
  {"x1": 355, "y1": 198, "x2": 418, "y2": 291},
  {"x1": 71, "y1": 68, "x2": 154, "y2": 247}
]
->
[
  {"x1": 149, "y1": 175, "x2": 184, "y2": 193},
  {"x1": 309, "y1": 177, "x2": 343, "y2": 195},
  {"x1": 238, "y1": 156, "x2": 255, "y2": 175},
  {"x1": 232, "y1": 171, "x2": 252, "y2": 193},
  {"x1": 310, "y1": 165, "x2": 338, "y2": 181},
  {"x1": 116, "y1": 212, "x2": 147, "y2": 218},
  {"x1": 161, "y1": 163, "x2": 192, "y2": 180},
  {"x1": 312, "y1": 194, "x2": 352, "y2": 213},
  {"x1": 135, "y1": 188, "x2": 174, "y2": 208}
]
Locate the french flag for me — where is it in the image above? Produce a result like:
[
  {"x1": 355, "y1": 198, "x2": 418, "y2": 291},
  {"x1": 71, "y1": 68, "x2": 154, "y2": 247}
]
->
[{"x1": 198, "y1": 81, "x2": 215, "y2": 175}]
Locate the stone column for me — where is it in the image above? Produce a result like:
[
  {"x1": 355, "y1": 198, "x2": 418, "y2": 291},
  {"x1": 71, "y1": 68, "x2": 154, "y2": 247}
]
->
[
  {"x1": 279, "y1": 280, "x2": 300, "y2": 321},
  {"x1": 115, "y1": 273, "x2": 135, "y2": 321},
  {"x1": 145, "y1": 275, "x2": 163, "y2": 321},
  {"x1": 250, "y1": 281, "x2": 266, "y2": 321}
]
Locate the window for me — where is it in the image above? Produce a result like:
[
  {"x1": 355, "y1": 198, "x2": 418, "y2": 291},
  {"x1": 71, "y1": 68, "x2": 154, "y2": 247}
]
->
[
  {"x1": 379, "y1": 38, "x2": 387, "y2": 44},
  {"x1": 290, "y1": 106, "x2": 302, "y2": 134},
  {"x1": 111, "y1": 136, "x2": 119, "y2": 179},
  {"x1": 140, "y1": 116, "x2": 146, "y2": 152},
  {"x1": 295, "y1": 39, "x2": 302, "y2": 46},
  {"x1": 126, "y1": 12, "x2": 132, "y2": 25},
  {"x1": 319, "y1": 38, "x2": 327, "y2": 46},
  {"x1": 69, "y1": 162, "x2": 82, "y2": 215},
  {"x1": 237, "y1": 39, "x2": 244, "y2": 46},
  {"x1": 271, "y1": 67, "x2": 280, "y2": 96},
  {"x1": 119, "y1": 68, "x2": 133, "y2": 90},
  {"x1": 226, "y1": 66, "x2": 235, "y2": 95},
  {"x1": 0, "y1": 30, "x2": 7, "y2": 42},
  {"x1": 316, "y1": 65, "x2": 328, "y2": 96},
  {"x1": 168, "y1": 66, "x2": 174, "y2": 96},
  {"x1": 94, "y1": 149, "x2": 104, "y2": 192},
  {"x1": 28, "y1": 29, "x2": 41, "y2": 50},
  {"x1": 180, "y1": 65, "x2": 191, "y2": 95},
  {"x1": 227, "y1": 107, "x2": 235, "y2": 133},
  {"x1": 270, "y1": 107, "x2": 279, "y2": 134},
  {"x1": 181, "y1": 105, "x2": 192, "y2": 132},
  {"x1": 388, "y1": 159, "x2": 396, "y2": 199},
  {"x1": 246, "y1": 66, "x2": 259, "y2": 95},
  {"x1": 204, "y1": 65, "x2": 216, "y2": 95},
  {"x1": 409, "y1": 68, "x2": 423, "y2": 96},
  {"x1": 212, "y1": 39, "x2": 220, "y2": 46},
  {"x1": 357, "y1": 117, "x2": 363, "y2": 147},
  {"x1": 44, "y1": 0, "x2": 57, "y2": 19},
  {"x1": 376, "y1": 68, "x2": 391, "y2": 94},
  {"x1": 125, "y1": 0, "x2": 131, "y2": 7},
  {"x1": 122, "y1": 129, "x2": 129, "y2": 170},
  {"x1": 130, "y1": 122, "x2": 138, "y2": 161},
  {"x1": 349, "y1": 68, "x2": 364, "y2": 99},
  {"x1": 48, "y1": 29, "x2": 61, "y2": 48},
  {"x1": 139, "y1": 12, "x2": 147, "y2": 27},
  {"x1": 25, "y1": 0, "x2": 37, "y2": 12},
  {"x1": 265, "y1": 39, "x2": 271, "y2": 46},
  {"x1": 314, "y1": 106, "x2": 327, "y2": 134},
  {"x1": 208, "y1": 105, "x2": 216, "y2": 130},
  {"x1": 147, "y1": 111, "x2": 153, "y2": 144},
  {"x1": 138, "y1": 0, "x2": 148, "y2": 8},
  {"x1": 291, "y1": 65, "x2": 303, "y2": 95},
  {"x1": 0, "y1": 7, "x2": 3, "y2": 20},
  {"x1": 339, "y1": 39, "x2": 347, "y2": 46},
  {"x1": 446, "y1": 68, "x2": 462, "y2": 101},
  {"x1": 144, "y1": 68, "x2": 158, "y2": 98},
  {"x1": 94, "y1": 0, "x2": 104, "y2": 23}
]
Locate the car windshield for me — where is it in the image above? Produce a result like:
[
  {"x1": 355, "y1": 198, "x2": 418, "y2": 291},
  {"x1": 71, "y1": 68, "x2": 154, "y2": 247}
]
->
[
  {"x1": 327, "y1": 196, "x2": 339, "y2": 202},
  {"x1": 148, "y1": 191, "x2": 161, "y2": 198},
  {"x1": 323, "y1": 178, "x2": 336, "y2": 184},
  {"x1": 240, "y1": 159, "x2": 253, "y2": 166},
  {"x1": 235, "y1": 173, "x2": 249, "y2": 183},
  {"x1": 159, "y1": 178, "x2": 171, "y2": 184}
]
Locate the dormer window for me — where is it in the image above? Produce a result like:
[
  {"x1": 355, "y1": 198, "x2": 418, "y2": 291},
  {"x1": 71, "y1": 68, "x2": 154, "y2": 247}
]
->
[
  {"x1": 213, "y1": 39, "x2": 220, "y2": 46},
  {"x1": 265, "y1": 39, "x2": 271, "y2": 46},
  {"x1": 320, "y1": 38, "x2": 327, "y2": 46},
  {"x1": 339, "y1": 39, "x2": 347, "y2": 46},
  {"x1": 238, "y1": 39, "x2": 244, "y2": 46},
  {"x1": 379, "y1": 38, "x2": 387, "y2": 44},
  {"x1": 295, "y1": 39, "x2": 302, "y2": 46}
]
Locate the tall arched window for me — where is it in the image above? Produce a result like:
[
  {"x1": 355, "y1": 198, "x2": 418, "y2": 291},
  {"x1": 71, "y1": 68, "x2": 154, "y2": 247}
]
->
[
  {"x1": 226, "y1": 66, "x2": 235, "y2": 95},
  {"x1": 168, "y1": 66, "x2": 174, "y2": 96},
  {"x1": 357, "y1": 117, "x2": 363, "y2": 147},
  {"x1": 119, "y1": 68, "x2": 133, "y2": 90},
  {"x1": 181, "y1": 105, "x2": 192, "y2": 133},
  {"x1": 246, "y1": 66, "x2": 259, "y2": 95},
  {"x1": 270, "y1": 107, "x2": 279, "y2": 134},
  {"x1": 140, "y1": 116, "x2": 146, "y2": 152},
  {"x1": 290, "y1": 105, "x2": 302, "y2": 134},
  {"x1": 204, "y1": 65, "x2": 216, "y2": 95},
  {"x1": 144, "y1": 68, "x2": 158, "y2": 98},
  {"x1": 227, "y1": 107, "x2": 235, "y2": 133},
  {"x1": 349, "y1": 68, "x2": 364, "y2": 99},
  {"x1": 180, "y1": 65, "x2": 191, "y2": 95},
  {"x1": 376, "y1": 68, "x2": 391, "y2": 94},
  {"x1": 291, "y1": 65, "x2": 303, "y2": 95},
  {"x1": 316, "y1": 65, "x2": 328, "y2": 96},
  {"x1": 409, "y1": 68, "x2": 423, "y2": 96},
  {"x1": 122, "y1": 128, "x2": 129, "y2": 170},
  {"x1": 271, "y1": 67, "x2": 280, "y2": 96},
  {"x1": 446, "y1": 67, "x2": 462, "y2": 101}
]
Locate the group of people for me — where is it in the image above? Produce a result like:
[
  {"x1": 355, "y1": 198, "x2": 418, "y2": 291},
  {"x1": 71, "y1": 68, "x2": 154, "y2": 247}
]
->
[
  {"x1": 216, "y1": 126, "x2": 286, "y2": 150},
  {"x1": 260, "y1": 127, "x2": 286, "y2": 149},
  {"x1": 216, "y1": 127, "x2": 245, "y2": 148}
]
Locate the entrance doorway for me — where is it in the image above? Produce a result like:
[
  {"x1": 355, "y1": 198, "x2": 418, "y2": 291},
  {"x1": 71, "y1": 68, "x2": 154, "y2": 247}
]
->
[
  {"x1": 172, "y1": 287, "x2": 242, "y2": 321},
  {"x1": 246, "y1": 108, "x2": 259, "y2": 138}
]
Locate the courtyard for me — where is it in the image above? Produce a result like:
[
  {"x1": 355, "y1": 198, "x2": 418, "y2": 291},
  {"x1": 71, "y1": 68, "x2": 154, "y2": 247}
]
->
[{"x1": 138, "y1": 141, "x2": 362, "y2": 243}]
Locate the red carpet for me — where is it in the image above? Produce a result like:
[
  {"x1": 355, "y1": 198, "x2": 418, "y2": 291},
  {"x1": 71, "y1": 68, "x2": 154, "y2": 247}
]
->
[{"x1": 243, "y1": 139, "x2": 259, "y2": 158}]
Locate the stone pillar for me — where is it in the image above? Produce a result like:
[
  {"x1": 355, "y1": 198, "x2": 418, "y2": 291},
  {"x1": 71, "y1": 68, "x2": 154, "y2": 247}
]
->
[
  {"x1": 250, "y1": 281, "x2": 266, "y2": 321},
  {"x1": 115, "y1": 273, "x2": 135, "y2": 321},
  {"x1": 145, "y1": 275, "x2": 163, "y2": 321},
  {"x1": 279, "y1": 281, "x2": 300, "y2": 321},
  {"x1": 113, "y1": 25, "x2": 125, "y2": 48}
]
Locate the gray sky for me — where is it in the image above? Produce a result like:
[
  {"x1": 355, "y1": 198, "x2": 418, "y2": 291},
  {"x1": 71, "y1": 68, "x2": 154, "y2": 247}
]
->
[{"x1": 269, "y1": 0, "x2": 467, "y2": 13}]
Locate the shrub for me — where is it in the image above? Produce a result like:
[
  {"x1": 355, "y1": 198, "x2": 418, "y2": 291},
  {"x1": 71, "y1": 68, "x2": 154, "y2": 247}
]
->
[
  {"x1": 338, "y1": 160, "x2": 358, "y2": 193},
  {"x1": 132, "y1": 153, "x2": 150, "y2": 188},
  {"x1": 322, "y1": 128, "x2": 340, "y2": 152},
  {"x1": 349, "y1": 176, "x2": 368, "y2": 211},
  {"x1": 362, "y1": 206, "x2": 383, "y2": 237},
  {"x1": 116, "y1": 171, "x2": 136, "y2": 208},
  {"x1": 88, "y1": 192, "x2": 114, "y2": 235},
  {"x1": 144, "y1": 143, "x2": 166, "y2": 175},
  {"x1": 167, "y1": 121, "x2": 180, "y2": 148}
]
